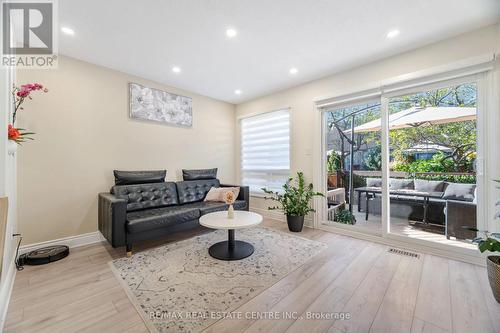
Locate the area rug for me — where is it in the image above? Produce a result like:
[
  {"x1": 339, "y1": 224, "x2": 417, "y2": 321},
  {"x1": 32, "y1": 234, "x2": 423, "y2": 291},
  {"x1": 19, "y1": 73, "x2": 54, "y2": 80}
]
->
[{"x1": 109, "y1": 227, "x2": 327, "y2": 333}]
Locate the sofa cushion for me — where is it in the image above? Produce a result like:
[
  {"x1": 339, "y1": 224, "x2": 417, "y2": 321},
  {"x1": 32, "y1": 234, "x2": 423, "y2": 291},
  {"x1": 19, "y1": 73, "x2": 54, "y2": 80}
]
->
[
  {"x1": 366, "y1": 178, "x2": 382, "y2": 188},
  {"x1": 232, "y1": 200, "x2": 247, "y2": 210},
  {"x1": 113, "y1": 170, "x2": 166, "y2": 185},
  {"x1": 443, "y1": 183, "x2": 476, "y2": 202},
  {"x1": 176, "y1": 179, "x2": 220, "y2": 204},
  {"x1": 126, "y1": 206, "x2": 200, "y2": 233},
  {"x1": 182, "y1": 168, "x2": 218, "y2": 181},
  {"x1": 204, "y1": 186, "x2": 240, "y2": 202},
  {"x1": 414, "y1": 179, "x2": 445, "y2": 193},
  {"x1": 182, "y1": 200, "x2": 247, "y2": 215},
  {"x1": 112, "y1": 182, "x2": 179, "y2": 211},
  {"x1": 390, "y1": 178, "x2": 414, "y2": 190}
]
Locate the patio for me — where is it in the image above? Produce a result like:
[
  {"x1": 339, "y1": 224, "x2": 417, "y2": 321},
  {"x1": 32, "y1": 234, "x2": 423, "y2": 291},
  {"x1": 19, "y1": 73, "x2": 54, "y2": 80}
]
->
[
  {"x1": 352, "y1": 208, "x2": 476, "y2": 250},
  {"x1": 325, "y1": 195, "x2": 476, "y2": 250},
  {"x1": 326, "y1": 98, "x2": 478, "y2": 249}
]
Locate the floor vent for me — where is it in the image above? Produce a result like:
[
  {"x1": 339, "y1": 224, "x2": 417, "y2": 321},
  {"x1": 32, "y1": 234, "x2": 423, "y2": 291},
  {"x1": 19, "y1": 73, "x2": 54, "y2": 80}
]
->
[{"x1": 388, "y1": 248, "x2": 420, "y2": 259}]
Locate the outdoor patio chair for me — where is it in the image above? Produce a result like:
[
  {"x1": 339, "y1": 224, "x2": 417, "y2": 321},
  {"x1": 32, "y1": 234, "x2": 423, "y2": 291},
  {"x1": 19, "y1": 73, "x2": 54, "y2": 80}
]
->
[{"x1": 445, "y1": 200, "x2": 477, "y2": 240}]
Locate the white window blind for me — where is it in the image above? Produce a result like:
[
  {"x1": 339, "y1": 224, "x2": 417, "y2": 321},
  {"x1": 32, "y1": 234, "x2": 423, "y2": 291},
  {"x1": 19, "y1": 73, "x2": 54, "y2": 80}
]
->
[{"x1": 240, "y1": 109, "x2": 290, "y2": 194}]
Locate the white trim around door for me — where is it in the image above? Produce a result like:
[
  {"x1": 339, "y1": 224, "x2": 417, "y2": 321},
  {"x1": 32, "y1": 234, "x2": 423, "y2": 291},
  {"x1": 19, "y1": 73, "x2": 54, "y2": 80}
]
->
[{"x1": 312, "y1": 55, "x2": 496, "y2": 265}]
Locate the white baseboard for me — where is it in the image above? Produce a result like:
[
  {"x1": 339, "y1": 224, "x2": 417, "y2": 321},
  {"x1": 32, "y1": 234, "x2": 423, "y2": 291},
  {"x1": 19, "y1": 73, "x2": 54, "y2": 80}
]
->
[
  {"x1": 19, "y1": 231, "x2": 105, "y2": 254},
  {"x1": 0, "y1": 259, "x2": 16, "y2": 331}
]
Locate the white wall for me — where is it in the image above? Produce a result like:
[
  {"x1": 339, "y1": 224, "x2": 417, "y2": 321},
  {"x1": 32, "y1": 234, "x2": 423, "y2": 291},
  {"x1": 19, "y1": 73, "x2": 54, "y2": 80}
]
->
[
  {"x1": 236, "y1": 24, "x2": 500, "y2": 231},
  {"x1": 16, "y1": 56, "x2": 237, "y2": 245}
]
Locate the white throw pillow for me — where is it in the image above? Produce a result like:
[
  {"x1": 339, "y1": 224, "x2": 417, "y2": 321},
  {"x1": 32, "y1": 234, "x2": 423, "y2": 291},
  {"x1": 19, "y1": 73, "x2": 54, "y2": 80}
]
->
[{"x1": 204, "y1": 187, "x2": 240, "y2": 202}]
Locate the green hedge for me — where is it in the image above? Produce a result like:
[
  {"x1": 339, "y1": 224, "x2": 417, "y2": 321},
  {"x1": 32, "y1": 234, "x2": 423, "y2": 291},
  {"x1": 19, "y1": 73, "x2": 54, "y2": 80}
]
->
[
  {"x1": 414, "y1": 174, "x2": 476, "y2": 184},
  {"x1": 346, "y1": 174, "x2": 476, "y2": 186}
]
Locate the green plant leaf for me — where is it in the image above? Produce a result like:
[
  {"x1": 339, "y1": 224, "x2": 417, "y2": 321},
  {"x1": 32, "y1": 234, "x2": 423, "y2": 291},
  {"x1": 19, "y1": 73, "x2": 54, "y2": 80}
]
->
[
  {"x1": 261, "y1": 171, "x2": 323, "y2": 216},
  {"x1": 478, "y1": 241, "x2": 489, "y2": 253}
]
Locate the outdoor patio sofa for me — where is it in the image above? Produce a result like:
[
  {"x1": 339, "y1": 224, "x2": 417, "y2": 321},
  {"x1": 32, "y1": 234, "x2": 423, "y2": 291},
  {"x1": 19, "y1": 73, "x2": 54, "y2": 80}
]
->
[{"x1": 357, "y1": 178, "x2": 477, "y2": 240}]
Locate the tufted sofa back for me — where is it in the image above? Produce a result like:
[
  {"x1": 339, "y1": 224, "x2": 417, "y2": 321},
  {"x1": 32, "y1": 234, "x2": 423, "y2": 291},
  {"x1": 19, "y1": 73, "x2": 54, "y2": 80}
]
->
[
  {"x1": 111, "y1": 182, "x2": 179, "y2": 212},
  {"x1": 176, "y1": 179, "x2": 220, "y2": 204}
]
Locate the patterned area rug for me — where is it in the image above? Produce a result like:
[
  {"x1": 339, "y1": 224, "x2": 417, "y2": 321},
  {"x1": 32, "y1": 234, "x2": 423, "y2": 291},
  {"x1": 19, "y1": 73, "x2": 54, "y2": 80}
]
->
[{"x1": 110, "y1": 227, "x2": 326, "y2": 333}]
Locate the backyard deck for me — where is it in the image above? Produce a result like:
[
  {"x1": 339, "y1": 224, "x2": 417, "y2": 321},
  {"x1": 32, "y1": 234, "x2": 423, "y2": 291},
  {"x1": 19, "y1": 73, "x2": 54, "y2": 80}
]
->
[{"x1": 325, "y1": 207, "x2": 476, "y2": 250}]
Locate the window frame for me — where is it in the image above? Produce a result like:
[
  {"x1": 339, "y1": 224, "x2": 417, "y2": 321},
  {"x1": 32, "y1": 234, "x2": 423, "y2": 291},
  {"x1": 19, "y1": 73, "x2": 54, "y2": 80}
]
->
[
  {"x1": 312, "y1": 56, "x2": 495, "y2": 264},
  {"x1": 239, "y1": 108, "x2": 291, "y2": 197}
]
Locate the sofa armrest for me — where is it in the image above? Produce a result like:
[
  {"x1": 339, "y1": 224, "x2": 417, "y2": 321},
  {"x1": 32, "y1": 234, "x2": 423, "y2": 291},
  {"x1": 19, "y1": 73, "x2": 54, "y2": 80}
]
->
[
  {"x1": 98, "y1": 193, "x2": 127, "y2": 247},
  {"x1": 221, "y1": 184, "x2": 250, "y2": 211}
]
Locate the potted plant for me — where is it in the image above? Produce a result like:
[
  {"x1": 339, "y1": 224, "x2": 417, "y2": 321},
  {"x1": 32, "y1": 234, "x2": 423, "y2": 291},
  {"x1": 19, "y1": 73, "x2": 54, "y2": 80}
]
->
[
  {"x1": 469, "y1": 179, "x2": 500, "y2": 303},
  {"x1": 8, "y1": 83, "x2": 48, "y2": 146},
  {"x1": 335, "y1": 207, "x2": 356, "y2": 225},
  {"x1": 262, "y1": 171, "x2": 324, "y2": 232},
  {"x1": 327, "y1": 152, "x2": 342, "y2": 188}
]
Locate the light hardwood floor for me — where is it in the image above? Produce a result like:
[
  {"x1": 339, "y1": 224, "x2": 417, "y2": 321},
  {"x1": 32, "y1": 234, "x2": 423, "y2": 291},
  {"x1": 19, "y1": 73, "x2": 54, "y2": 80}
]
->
[{"x1": 5, "y1": 218, "x2": 499, "y2": 333}]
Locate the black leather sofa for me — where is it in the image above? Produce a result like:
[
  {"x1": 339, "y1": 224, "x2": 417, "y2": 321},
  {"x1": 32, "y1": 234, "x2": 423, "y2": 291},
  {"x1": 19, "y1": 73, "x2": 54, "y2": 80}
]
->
[{"x1": 98, "y1": 170, "x2": 249, "y2": 255}]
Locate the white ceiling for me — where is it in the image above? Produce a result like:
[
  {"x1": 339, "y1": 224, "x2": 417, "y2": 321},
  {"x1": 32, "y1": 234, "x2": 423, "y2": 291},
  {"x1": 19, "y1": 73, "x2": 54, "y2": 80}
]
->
[{"x1": 59, "y1": 0, "x2": 500, "y2": 104}]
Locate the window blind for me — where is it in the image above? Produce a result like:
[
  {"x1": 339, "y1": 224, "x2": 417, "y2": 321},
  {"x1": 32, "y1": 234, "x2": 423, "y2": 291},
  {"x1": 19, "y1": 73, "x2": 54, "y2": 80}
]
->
[{"x1": 240, "y1": 109, "x2": 290, "y2": 194}]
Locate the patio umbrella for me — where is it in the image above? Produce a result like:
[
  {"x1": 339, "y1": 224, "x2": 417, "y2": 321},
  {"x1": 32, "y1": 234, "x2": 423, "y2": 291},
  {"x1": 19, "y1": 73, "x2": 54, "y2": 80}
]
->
[
  {"x1": 404, "y1": 144, "x2": 453, "y2": 153},
  {"x1": 345, "y1": 106, "x2": 476, "y2": 134}
]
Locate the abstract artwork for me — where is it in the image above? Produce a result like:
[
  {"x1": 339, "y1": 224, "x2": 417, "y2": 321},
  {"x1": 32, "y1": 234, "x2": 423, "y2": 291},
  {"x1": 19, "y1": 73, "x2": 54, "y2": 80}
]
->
[{"x1": 129, "y1": 83, "x2": 193, "y2": 127}]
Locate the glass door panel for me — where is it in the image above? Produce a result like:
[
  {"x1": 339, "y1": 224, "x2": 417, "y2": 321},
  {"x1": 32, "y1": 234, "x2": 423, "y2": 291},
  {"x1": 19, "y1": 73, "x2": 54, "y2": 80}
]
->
[
  {"x1": 323, "y1": 101, "x2": 383, "y2": 234},
  {"x1": 387, "y1": 82, "x2": 478, "y2": 250}
]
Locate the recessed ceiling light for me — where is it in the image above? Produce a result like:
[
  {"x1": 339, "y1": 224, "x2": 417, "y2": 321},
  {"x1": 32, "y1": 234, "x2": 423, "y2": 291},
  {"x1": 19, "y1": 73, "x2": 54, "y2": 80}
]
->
[
  {"x1": 61, "y1": 27, "x2": 75, "y2": 35},
  {"x1": 386, "y1": 29, "x2": 400, "y2": 39},
  {"x1": 172, "y1": 66, "x2": 181, "y2": 73},
  {"x1": 226, "y1": 28, "x2": 238, "y2": 38},
  {"x1": 234, "y1": 89, "x2": 242, "y2": 95},
  {"x1": 289, "y1": 67, "x2": 298, "y2": 75}
]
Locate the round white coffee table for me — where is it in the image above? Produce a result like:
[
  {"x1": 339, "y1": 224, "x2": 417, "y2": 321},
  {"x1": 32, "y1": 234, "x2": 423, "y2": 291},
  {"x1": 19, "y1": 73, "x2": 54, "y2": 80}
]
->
[{"x1": 199, "y1": 210, "x2": 263, "y2": 261}]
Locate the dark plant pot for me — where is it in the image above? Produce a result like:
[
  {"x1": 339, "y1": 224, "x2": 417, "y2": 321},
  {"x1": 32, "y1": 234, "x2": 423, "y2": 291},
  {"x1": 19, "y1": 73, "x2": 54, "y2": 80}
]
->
[
  {"x1": 487, "y1": 255, "x2": 500, "y2": 303},
  {"x1": 286, "y1": 215, "x2": 305, "y2": 232},
  {"x1": 327, "y1": 172, "x2": 341, "y2": 188}
]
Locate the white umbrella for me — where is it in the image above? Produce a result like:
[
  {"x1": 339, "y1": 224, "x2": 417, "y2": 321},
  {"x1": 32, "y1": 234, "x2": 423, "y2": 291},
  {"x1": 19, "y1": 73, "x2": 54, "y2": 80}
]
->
[
  {"x1": 345, "y1": 106, "x2": 476, "y2": 133},
  {"x1": 404, "y1": 144, "x2": 453, "y2": 153}
]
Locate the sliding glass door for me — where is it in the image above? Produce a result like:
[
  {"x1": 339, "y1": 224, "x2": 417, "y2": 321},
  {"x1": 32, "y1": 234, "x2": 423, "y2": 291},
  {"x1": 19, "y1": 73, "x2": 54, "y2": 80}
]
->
[
  {"x1": 319, "y1": 74, "x2": 484, "y2": 252},
  {"x1": 386, "y1": 81, "x2": 478, "y2": 250},
  {"x1": 322, "y1": 100, "x2": 383, "y2": 234}
]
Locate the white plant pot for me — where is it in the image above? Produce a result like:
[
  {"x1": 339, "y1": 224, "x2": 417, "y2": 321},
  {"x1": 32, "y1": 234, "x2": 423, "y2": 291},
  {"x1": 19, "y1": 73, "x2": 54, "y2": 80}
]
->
[
  {"x1": 227, "y1": 204, "x2": 234, "y2": 219},
  {"x1": 7, "y1": 140, "x2": 17, "y2": 156}
]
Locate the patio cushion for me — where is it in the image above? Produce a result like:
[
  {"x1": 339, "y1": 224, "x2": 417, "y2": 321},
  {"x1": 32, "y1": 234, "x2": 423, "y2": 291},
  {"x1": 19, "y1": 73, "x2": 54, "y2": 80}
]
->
[
  {"x1": 442, "y1": 183, "x2": 476, "y2": 202},
  {"x1": 414, "y1": 179, "x2": 446, "y2": 193},
  {"x1": 390, "y1": 178, "x2": 414, "y2": 190},
  {"x1": 366, "y1": 178, "x2": 382, "y2": 188}
]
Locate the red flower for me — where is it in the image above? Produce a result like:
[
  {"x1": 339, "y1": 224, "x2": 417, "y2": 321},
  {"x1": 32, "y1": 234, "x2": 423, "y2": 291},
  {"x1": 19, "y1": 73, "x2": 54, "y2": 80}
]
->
[
  {"x1": 8, "y1": 125, "x2": 20, "y2": 140},
  {"x1": 16, "y1": 83, "x2": 45, "y2": 98},
  {"x1": 16, "y1": 89, "x2": 30, "y2": 97}
]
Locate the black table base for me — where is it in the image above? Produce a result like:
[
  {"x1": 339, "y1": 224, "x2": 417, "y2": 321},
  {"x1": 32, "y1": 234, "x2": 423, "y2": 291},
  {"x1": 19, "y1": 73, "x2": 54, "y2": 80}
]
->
[{"x1": 208, "y1": 229, "x2": 254, "y2": 261}]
